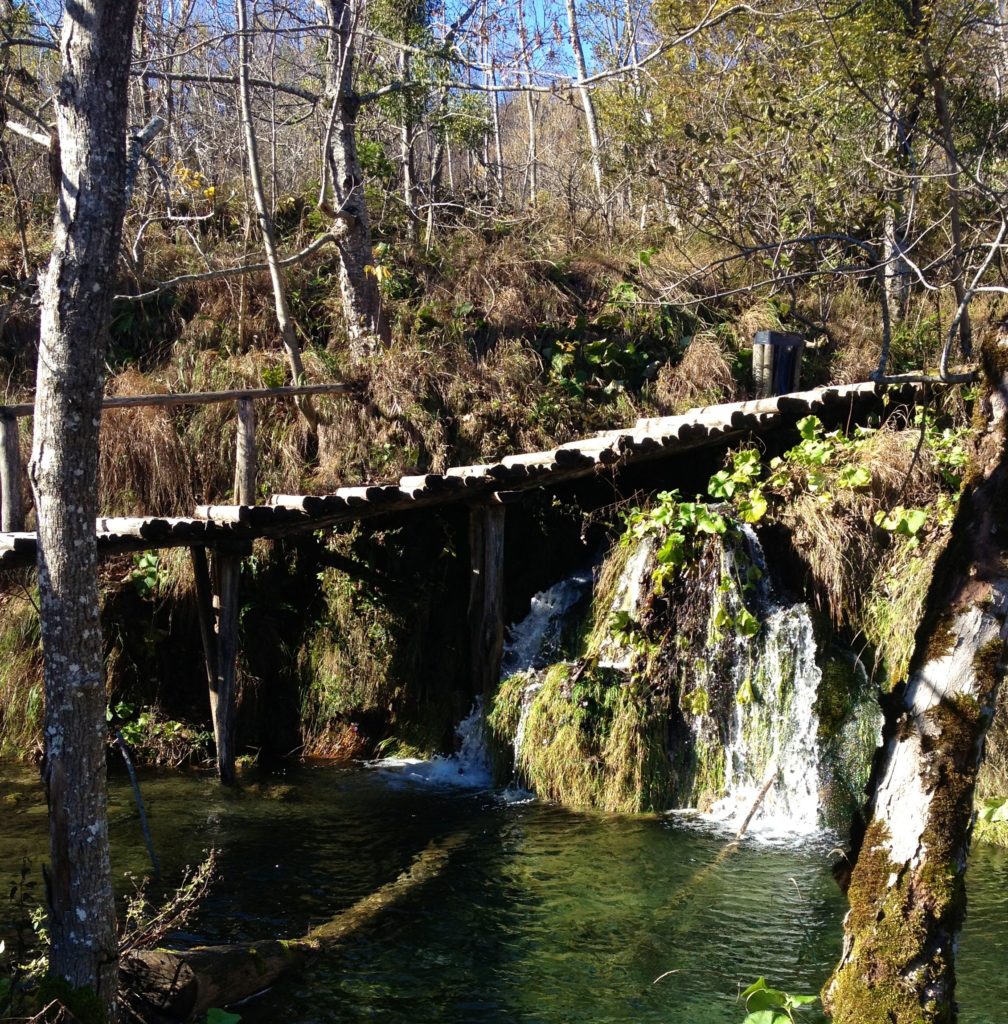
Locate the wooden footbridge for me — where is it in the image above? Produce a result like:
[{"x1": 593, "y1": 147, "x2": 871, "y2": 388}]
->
[{"x1": 0, "y1": 378, "x2": 921, "y2": 782}]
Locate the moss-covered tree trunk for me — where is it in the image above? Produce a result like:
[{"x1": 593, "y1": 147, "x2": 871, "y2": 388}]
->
[{"x1": 824, "y1": 349, "x2": 1008, "y2": 1022}]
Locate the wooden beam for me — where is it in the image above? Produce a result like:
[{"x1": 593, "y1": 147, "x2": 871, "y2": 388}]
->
[
  {"x1": 468, "y1": 503, "x2": 506, "y2": 702},
  {"x1": 0, "y1": 413, "x2": 23, "y2": 532},
  {"x1": 189, "y1": 546, "x2": 217, "y2": 691}
]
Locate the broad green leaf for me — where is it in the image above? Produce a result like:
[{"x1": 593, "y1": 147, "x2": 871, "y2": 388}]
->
[
  {"x1": 746, "y1": 985, "x2": 790, "y2": 1012},
  {"x1": 797, "y1": 415, "x2": 822, "y2": 441},
  {"x1": 708, "y1": 470, "x2": 735, "y2": 499},
  {"x1": 742, "y1": 1011, "x2": 788, "y2": 1024}
]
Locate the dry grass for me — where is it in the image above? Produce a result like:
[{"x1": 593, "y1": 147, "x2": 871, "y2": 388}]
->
[
  {"x1": 99, "y1": 368, "x2": 193, "y2": 515},
  {"x1": 777, "y1": 424, "x2": 945, "y2": 629},
  {"x1": 0, "y1": 584, "x2": 43, "y2": 757},
  {"x1": 653, "y1": 332, "x2": 739, "y2": 414}
]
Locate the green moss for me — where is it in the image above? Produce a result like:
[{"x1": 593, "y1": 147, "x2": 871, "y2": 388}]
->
[
  {"x1": 487, "y1": 672, "x2": 530, "y2": 745},
  {"x1": 38, "y1": 977, "x2": 108, "y2": 1024},
  {"x1": 972, "y1": 637, "x2": 1003, "y2": 704},
  {"x1": 690, "y1": 737, "x2": 725, "y2": 810},
  {"x1": 512, "y1": 663, "x2": 676, "y2": 813},
  {"x1": 827, "y1": 821, "x2": 947, "y2": 1024}
]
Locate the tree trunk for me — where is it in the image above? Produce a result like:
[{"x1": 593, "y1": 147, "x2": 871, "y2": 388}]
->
[
  {"x1": 321, "y1": 0, "x2": 390, "y2": 358},
  {"x1": 28, "y1": 1, "x2": 140, "y2": 1020},
  {"x1": 235, "y1": 0, "x2": 318, "y2": 435},
  {"x1": 517, "y1": 0, "x2": 538, "y2": 206},
  {"x1": 121, "y1": 830, "x2": 467, "y2": 1021},
  {"x1": 881, "y1": 84, "x2": 917, "y2": 328},
  {"x1": 398, "y1": 50, "x2": 420, "y2": 244},
  {"x1": 824, "y1": 341, "x2": 1008, "y2": 1022},
  {"x1": 924, "y1": 54, "x2": 972, "y2": 359},
  {"x1": 564, "y1": 0, "x2": 604, "y2": 205}
]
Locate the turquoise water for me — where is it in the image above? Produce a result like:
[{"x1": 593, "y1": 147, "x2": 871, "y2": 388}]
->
[{"x1": 1, "y1": 763, "x2": 1006, "y2": 1023}]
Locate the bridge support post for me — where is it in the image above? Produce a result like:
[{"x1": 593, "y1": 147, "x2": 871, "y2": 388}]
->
[
  {"x1": 233, "y1": 398, "x2": 257, "y2": 505},
  {"x1": 468, "y1": 502, "x2": 505, "y2": 702},
  {"x1": 191, "y1": 543, "x2": 246, "y2": 785},
  {"x1": 0, "y1": 412, "x2": 23, "y2": 532}
]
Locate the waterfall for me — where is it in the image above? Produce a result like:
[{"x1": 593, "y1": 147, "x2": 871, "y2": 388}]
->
[
  {"x1": 697, "y1": 527, "x2": 823, "y2": 838},
  {"x1": 501, "y1": 569, "x2": 594, "y2": 677},
  {"x1": 372, "y1": 699, "x2": 493, "y2": 789},
  {"x1": 502, "y1": 570, "x2": 593, "y2": 778},
  {"x1": 707, "y1": 603, "x2": 823, "y2": 837}
]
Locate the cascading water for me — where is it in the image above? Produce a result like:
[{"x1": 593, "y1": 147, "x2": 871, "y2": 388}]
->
[
  {"x1": 695, "y1": 526, "x2": 823, "y2": 838},
  {"x1": 502, "y1": 570, "x2": 594, "y2": 771},
  {"x1": 373, "y1": 698, "x2": 493, "y2": 789},
  {"x1": 707, "y1": 603, "x2": 823, "y2": 837},
  {"x1": 373, "y1": 570, "x2": 593, "y2": 791},
  {"x1": 501, "y1": 569, "x2": 594, "y2": 678}
]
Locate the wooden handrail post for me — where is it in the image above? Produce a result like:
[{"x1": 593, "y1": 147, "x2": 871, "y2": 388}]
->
[
  {"x1": 233, "y1": 398, "x2": 257, "y2": 506},
  {"x1": 0, "y1": 412, "x2": 24, "y2": 532}
]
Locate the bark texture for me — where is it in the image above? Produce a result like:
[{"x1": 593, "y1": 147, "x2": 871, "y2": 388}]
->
[
  {"x1": 824, "y1": 343, "x2": 1008, "y2": 1022},
  {"x1": 28, "y1": 1, "x2": 140, "y2": 1019},
  {"x1": 322, "y1": 0, "x2": 390, "y2": 357}
]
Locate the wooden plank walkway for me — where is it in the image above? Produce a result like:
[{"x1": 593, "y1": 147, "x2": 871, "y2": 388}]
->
[
  {"x1": 0, "y1": 376, "x2": 924, "y2": 783},
  {"x1": 0, "y1": 379, "x2": 919, "y2": 569}
]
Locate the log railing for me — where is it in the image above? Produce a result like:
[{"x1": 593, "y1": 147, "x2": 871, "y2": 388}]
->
[{"x1": 0, "y1": 382, "x2": 354, "y2": 531}]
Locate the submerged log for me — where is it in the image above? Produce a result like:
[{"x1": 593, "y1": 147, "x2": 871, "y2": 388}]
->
[{"x1": 121, "y1": 830, "x2": 469, "y2": 1022}]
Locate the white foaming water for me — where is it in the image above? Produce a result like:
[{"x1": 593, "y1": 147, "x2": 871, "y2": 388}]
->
[
  {"x1": 372, "y1": 698, "x2": 493, "y2": 790},
  {"x1": 706, "y1": 604, "x2": 822, "y2": 839},
  {"x1": 699, "y1": 527, "x2": 823, "y2": 840},
  {"x1": 500, "y1": 570, "x2": 593, "y2": 677}
]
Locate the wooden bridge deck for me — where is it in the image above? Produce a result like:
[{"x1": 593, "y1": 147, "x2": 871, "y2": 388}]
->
[
  {"x1": 3, "y1": 377, "x2": 922, "y2": 783},
  {"x1": 0, "y1": 379, "x2": 918, "y2": 569}
]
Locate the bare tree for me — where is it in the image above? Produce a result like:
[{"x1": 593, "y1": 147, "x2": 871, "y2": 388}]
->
[
  {"x1": 236, "y1": 0, "x2": 318, "y2": 432},
  {"x1": 320, "y1": 0, "x2": 391, "y2": 356}
]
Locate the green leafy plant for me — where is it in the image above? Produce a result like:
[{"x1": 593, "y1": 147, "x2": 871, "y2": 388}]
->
[
  {"x1": 873, "y1": 505, "x2": 928, "y2": 542},
  {"x1": 978, "y1": 796, "x2": 1008, "y2": 824},
  {"x1": 130, "y1": 551, "x2": 167, "y2": 600},
  {"x1": 260, "y1": 363, "x2": 286, "y2": 389},
  {"x1": 740, "y1": 977, "x2": 817, "y2": 1023}
]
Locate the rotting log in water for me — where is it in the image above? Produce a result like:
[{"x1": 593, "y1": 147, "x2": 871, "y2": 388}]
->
[
  {"x1": 121, "y1": 830, "x2": 469, "y2": 1022},
  {"x1": 823, "y1": 342, "x2": 1008, "y2": 1023}
]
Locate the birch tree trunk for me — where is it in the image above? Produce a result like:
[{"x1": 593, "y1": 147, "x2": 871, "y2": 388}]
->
[
  {"x1": 28, "y1": 1, "x2": 140, "y2": 1019},
  {"x1": 398, "y1": 49, "x2": 419, "y2": 244},
  {"x1": 881, "y1": 84, "x2": 916, "y2": 329},
  {"x1": 516, "y1": 0, "x2": 538, "y2": 206},
  {"x1": 824, "y1": 339, "x2": 1008, "y2": 1022},
  {"x1": 236, "y1": 0, "x2": 317, "y2": 434},
  {"x1": 320, "y1": 0, "x2": 390, "y2": 357},
  {"x1": 564, "y1": 0, "x2": 604, "y2": 204}
]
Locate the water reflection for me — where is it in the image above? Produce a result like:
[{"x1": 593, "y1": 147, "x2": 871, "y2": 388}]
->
[{"x1": 0, "y1": 763, "x2": 1005, "y2": 1023}]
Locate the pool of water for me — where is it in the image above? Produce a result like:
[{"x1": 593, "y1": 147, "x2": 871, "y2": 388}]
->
[{"x1": 2, "y1": 762, "x2": 1006, "y2": 1023}]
